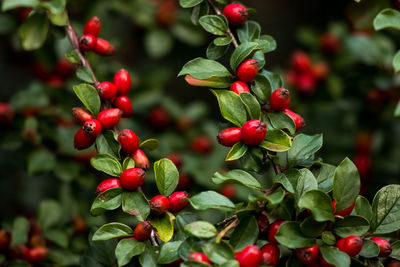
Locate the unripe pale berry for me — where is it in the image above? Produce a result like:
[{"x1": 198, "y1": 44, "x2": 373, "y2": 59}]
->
[
  {"x1": 113, "y1": 69, "x2": 132, "y2": 96},
  {"x1": 261, "y1": 243, "x2": 280, "y2": 266},
  {"x1": 79, "y1": 34, "x2": 97, "y2": 51},
  {"x1": 113, "y1": 96, "x2": 133, "y2": 117},
  {"x1": 270, "y1": 88, "x2": 290, "y2": 111},
  {"x1": 0, "y1": 229, "x2": 11, "y2": 252},
  {"x1": 72, "y1": 107, "x2": 93, "y2": 124},
  {"x1": 295, "y1": 245, "x2": 320, "y2": 264},
  {"x1": 217, "y1": 127, "x2": 241, "y2": 147},
  {"x1": 332, "y1": 200, "x2": 355, "y2": 216},
  {"x1": 84, "y1": 16, "x2": 101, "y2": 37},
  {"x1": 230, "y1": 81, "x2": 250, "y2": 95},
  {"x1": 118, "y1": 129, "x2": 139, "y2": 155},
  {"x1": 256, "y1": 213, "x2": 270, "y2": 235},
  {"x1": 74, "y1": 128, "x2": 95, "y2": 150},
  {"x1": 168, "y1": 191, "x2": 190, "y2": 212},
  {"x1": 148, "y1": 106, "x2": 171, "y2": 131},
  {"x1": 97, "y1": 81, "x2": 117, "y2": 101},
  {"x1": 237, "y1": 59, "x2": 259, "y2": 83},
  {"x1": 94, "y1": 38, "x2": 115, "y2": 56},
  {"x1": 29, "y1": 247, "x2": 48, "y2": 263},
  {"x1": 131, "y1": 149, "x2": 150, "y2": 170},
  {"x1": 167, "y1": 153, "x2": 182, "y2": 170},
  {"x1": 83, "y1": 119, "x2": 102, "y2": 138},
  {"x1": 370, "y1": 237, "x2": 392, "y2": 257},
  {"x1": 134, "y1": 221, "x2": 152, "y2": 241},
  {"x1": 267, "y1": 220, "x2": 285, "y2": 244},
  {"x1": 150, "y1": 195, "x2": 170, "y2": 215},
  {"x1": 235, "y1": 245, "x2": 262, "y2": 267},
  {"x1": 96, "y1": 108, "x2": 122, "y2": 129},
  {"x1": 96, "y1": 178, "x2": 121, "y2": 194},
  {"x1": 191, "y1": 135, "x2": 213, "y2": 154},
  {"x1": 120, "y1": 168, "x2": 146, "y2": 190},
  {"x1": 219, "y1": 184, "x2": 236, "y2": 199},
  {"x1": 0, "y1": 103, "x2": 14, "y2": 124},
  {"x1": 222, "y1": 3, "x2": 248, "y2": 26},
  {"x1": 241, "y1": 120, "x2": 267, "y2": 146},
  {"x1": 187, "y1": 252, "x2": 211, "y2": 264},
  {"x1": 336, "y1": 235, "x2": 363, "y2": 257},
  {"x1": 283, "y1": 109, "x2": 305, "y2": 131}
]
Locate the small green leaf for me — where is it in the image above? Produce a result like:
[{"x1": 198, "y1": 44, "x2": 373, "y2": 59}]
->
[
  {"x1": 267, "y1": 112, "x2": 296, "y2": 135},
  {"x1": 179, "y1": 0, "x2": 204, "y2": 8},
  {"x1": 206, "y1": 41, "x2": 229, "y2": 60},
  {"x1": 355, "y1": 195, "x2": 372, "y2": 222},
  {"x1": 391, "y1": 240, "x2": 400, "y2": 261},
  {"x1": 179, "y1": 57, "x2": 231, "y2": 79},
  {"x1": 38, "y1": 200, "x2": 62, "y2": 231},
  {"x1": 333, "y1": 216, "x2": 370, "y2": 238},
  {"x1": 189, "y1": 191, "x2": 235, "y2": 211},
  {"x1": 11, "y1": 217, "x2": 29, "y2": 247},
  {"x1": 237, "y1": 21, "x2": 261, "y2": 43},
  {"x1": 395, "y1": 100, "x2": 400, "y2": 117},
  {"x1": 251, "y1": 73, "x2": 271, "y2": 104},
  {"x1": 90, "y1": 154, "x2": 123, "y2": 177},
  {"x1": 273, "y1": 169, "x2": 299, "y2": 193},
  {"x1": 359, "y1": 239, "x2": 380, "y2": 258},
  {"x1": 370, "y1": 185, "x2": 400, "y2": 234},
  {"x1": 154, "y1": 158, "x2": 179, "y2": 196},
  {"x1": 239, "y1": 92, "x2": 261, "y2": 120},
  {"x1": 212, "y1": 169, "x2": 263, "y2": 191},
  {"x1": 191, "y1": 2, "x2": 209, "y2": 25},
  {"x1": 275, "y1": 221, "x2": 316, "y2": 249},
  {"x1": 202, "y1": 241, "x2": 234, "y2": 264},
  {"x1": 256, "y1": 35, "x2": 277, "y2": 53},
  {"x1": 185, "y1": 75, "x2": 232, "y2": 88},
  {"x1": 296, "y1": 169, "x2": 318, "y2": 201},
  {"x1": 298, "y1": 190, "x2": 334, "y2": 222},
  {"x1": 319, "y1": 246, "x2": 350, "y2": 267},
  {"x1": 96, "y1": 130, "x2": 121, "y2": 159},
  {"x1": 157, "y1": 241, "x2": 183, "y2": 264},
  {"x1": 115, "y1": 238, "x2": 145, "y2": 267},
  {"x1": 90, "y1": 188, "x2": 122, "y2": 216},
  {"x1": 184, "y1": 221, "x2": 217, "y2": 239},
  {"x1": 199, "y1": 15, "x2": 228, "y2": 36},
  {"x1": 210, "y1": 90, "x2": 247, "y2": 127},
  {"x1": 230, "y1": 216, "x2": 259, "y2": 251},
  {"x1": 121, "y1": 191, "x2": 150, "y2": 221},
  {"x1": 321, "y1": 231, "x2": 336, "y2": 245},
  {"x1": 373, "y1": 8, "x2": 400, "y2": 31},
  {"x1": 144, "y1": 29, "x2": 173, "y2": 59},
  {"x1": 393, "y1": 50, "x2": 400, "y2": 73},
  {"x1": 300, "y1": 217, "x2": 327, "y2": 238},
  {"x1": 65, "y1": 50, "x2": 79, "y2": 64},
  {"x1": 39, "y1": 0, "x2": 66, "y2": 15},
  {"x1": 333, "y1": 158, "x2": 360, "y2": 211},
  {"x1": 214, "y1": 36, "x2": 232, "y2": 46},
  {"x1": 288, "y1": 134, "x2": 323, "y2": 167},
  {"x1": 226, "y1": 142, "x2": 248, "y2": 161},
  {"x1": 122, "y1": 157, "x2": 135, "y2": 170},
  {"x1": 76, "y1": 66, "x2": 94, "y2": 83},
  {"x1": 19, "y1": 12, "x2": 49, "y2": 50},
  {"x1": 92, "y1": 223, "x2": 133, "y2": 241},
  {"x1": 2, "y1": 0, "x2": 39, "y2": 11},
  {"x1": 152, "y1": 212, "x2": 175, "y2": 242},
  {"x1": 73, "y1": 83, "x2": 101, "y2": 116},
  {"x1": 140, "y1": 138, "x2": 159, "y2": 151},
  {"x1": 230, "y1": 42, "x2": 259, "y2": 71},
  {"x1": 260, "y1": 129, "x2": 292, "y2": 152},
  {"x1": 28, "y1": 150, "x2": 56, "y2": 174}
]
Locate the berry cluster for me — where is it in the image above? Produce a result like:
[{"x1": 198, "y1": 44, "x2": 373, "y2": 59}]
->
[
  {"x1": 79, "y1": 17, "x2": 114, "y2": 56},
  {"x1": 33, "y1": 58, "x2": 75, "y2": 88}
]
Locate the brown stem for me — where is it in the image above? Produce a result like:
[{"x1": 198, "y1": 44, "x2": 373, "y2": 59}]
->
[
  {"x1": 217, "y1": 215, "x2": 237, "y2": 226},
  {"x1": 216, "y1": 218, "x2": 238, "y2": 243},
  {"x1": 264, "y1": 184, "x2": 280, "y2": 196},
  {"x1": 267, "y1": 154, "x2": 281, "y2": 174}
]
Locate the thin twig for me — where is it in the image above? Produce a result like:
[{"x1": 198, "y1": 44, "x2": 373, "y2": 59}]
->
[
  {"x1": 264, "y1": 184, "x2": 279, "y2": 196},
  {"x1": 216, "y1": 218, "x2": 238, "y2": 243},
  {"x1": 217, "y1": 215, "x2": 237, "y2": 226},
  {"x1": 267, "y1": 154, "x2": 281, "y2": 174},
  {"x1": 150, "y1": 230, "x2": 160, "y2": 246}
]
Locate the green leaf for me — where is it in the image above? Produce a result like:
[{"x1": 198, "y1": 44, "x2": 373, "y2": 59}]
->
[
  {"x1": 319, "y1": 246, "x2": 351, "y2": 267},
  {"x1": 199, "y1": 15, "x2": 228, "y2": 36},
  {"x1": 230, "y1": 216, "x2": 259, "y2": 251},
  {"x1": 395, "y1": 100, "x2": 400, "y2": 117},
  {"x1": 373, "y1": 8, "x2": 400, "y2": 31},
  {"x1": 39, "y1": 0, "x2": 66, "y2": 14},
  {"x1": 264, "y1": 187, "x2": 286, "y2": 206},
  {"x1": 220, "y1": 260, "x2": 240, "y2": 267},
  {"x1": 321, "y1": 231, "x2": 336, "y2": 245},
  {"x1": 76, "y1": 66, "x2": 94, "y2": 83},
  {"x1": 122, "y1": 157, "x2": 135, "y2": 170},
  {"x1": 157, "y1": 241, "x2": 183, "y2": 264},
  {"x1": 212, "y1": 169, "x2": 263, "y2": 191},
  {"x1": 262, "y1": 70, "x2": 284, "y2": 91},
  {"x1": 237, "y1": 21, "x2": 261, "y2": 43},
  {"x1": 191, "y1": 2, "x2": 209, "y2": 25},
  {"x1": 370, "y1": 185, "x2": 400, "y2": 234},
  {"x1": 65, "y1": 50, "x2": 79, "y2": 64},
  {"x1": 256, "y1": 35, "x2": 277, "y2": 53},
  {"x1": 144, "y1": 29, "x2": 173, "y2": 59},
  {"x1": 206, "y1": 41, "x2": 229, "y2": 60},
  {"x1": 179, "y1": 0, "x2": 204, "y2": 8},
  {"x1": 184, "y1": 221, "x2": 217, "y2": 239},
  {"x1": 96, "y1": 131, "x2": 121, "y2": 159},
  {"x1": 189, "y1": 191, "x2": 235, "y2": 211},
  {"x1": 28, "y1": 150, "x2": 56, "y2": 174},
  {"x1": 90, "y1": 188, "x2": 122, "y2": 216},
  {"x1": 359, "y1": 239, "x2": 380, "y2": 258},
  {"x1": 73, "y1": 83, "x2": 101, "y2": 116},
  {"x1": 355, "y1": 195, "x2": 372, "y2": 222},
  {"x1": 152, "y1": 212, "x2": 175, "y2": 242},
  {"x1": 288, "y1": 134, "x2": 323, "y2": 166},
  {"x1": 267, "y1": 112, "x2": 296, "y2": 135},
  {"x1": 90, "y1": 154, "x2": 122, "y2": 177},
  {"x1": 2, "y1": 0, "x2": 38, "y2": 11},
  {"x1": 202, "y1": 241, "x2": 234, "y2": 264},
  {"x1": 391, "y1": 240, "x2": 400, "y2": 261},
  {"x1": 179, "y1": 57, "x2": 231, "y2": 79},
  {"x1": 48, "y1": 9, "x2": 68, "y2": 26},
  {"x1": 260, "y1": 129, "x2": 292, "y2": 152},
  {"x1": 273, "y1": 169, "x2": 299, "y2": 193},
  {"x1": 185, "y1": 75, "x2": 232, "y2": 88},
  {"x1": 296, "y1": 169, "x2": 318, "y2": 201},
  {"x1": 230, "y1": 42, "x2": 259, "y2": 71},
  {"x1": 19, "y1": 12, "x2": 49, "y2": 50},
  {"x1": 239, "y1": 92, "x2": 261, "y2": 120},
  {"x1": 300, "y1": 217, "x2": 327, "y2": 238},
  {"x1": 393, "y1": 50, "x2": 400, "y2": 73},
  {"x1": 275, "y1": 221, "x2": 316, "y2": 249},
  {"x1": 121, "y1": 191, "x2": 150, "y2": 221},
  {"x1": 298, "y1": 190, "x2": 334, "y2": 222},
  {"x1": 333, "y1": 158, "x2": 361, "y2": 211},
  {"x1": 10, "y1": 217, "x2": 29, "y2": 247},
  {"x1": 139, "y1": 245, "x2": 159, "y2": 266},
  {"x1": 93, "y1": 223, "x2": 133, "y2": 241},
  {"x1": 38, "y1": 200, "x2": 62, "y2": 231},
  {"x1": 210, "y1": 90, "x2": 247, "y2": 127},
  {"x1": 154, "y1": 158, "x2": 179, "y2": 196},
  {"x1": 214, "y1": 36, "x2": 232, "y2": 46},
  {"x1": 115, "y1": 238, "x2": 145, "y2": 267},
  {"x1": 251, "y1": 73, "x2": 271, "y2": 104},
  {"x1": 140, "y1": 138, "x2": 159, "y2": 151},
  {"x1": 226, "y1": 142, "x2": 248, "y2": 161},
  {"x1": 333, "y1": 215, "x2": 370, "y2": 237},
  {"x1": 43, "y1": 229, "x2": 68, "y2": 248}
]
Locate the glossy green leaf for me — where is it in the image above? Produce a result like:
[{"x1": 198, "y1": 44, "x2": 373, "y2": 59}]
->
[
  {"x1": 38, "y1": 200, "x2": 62, "y2": 231},
  {"x1": 333, "y1": 215, "x2": 370, "y2": 237},
  {"x1": 260, "y1": 129, "x2": 292, "y2": 152},
  {"x1": 300, "y1": 217, "x2": 327, "y2": 238},
  {"x1": 267, "y1": 112, "x2": 296, "y2": 135},
  {"x1": 262, "y1": 70, "x2": 284, "y2": 91},
  {"x1": 139, "y1": 138, "x2": 159, "y2": 151},
  {"x1": 19, "y1": 12, "x2": 49, "y2": 50},
  {"x1": 319, "y1": 246, "x2": 350, "y2": 267},
  {"x1": 199, "y1": 15, "x2": 228, "y2": 36},
  {"x1": 355, "y1": 195, "x2": 372, "y2": 222},
  {"x1": 202, "y1": 241, "x2": 234, "y2": 264},
  {"x1": 184, "y1": 221, "x2": 217, "y2": 239},
  {"x1": 96, "y1": 131, "x2": 121, "y2": 159},
  {"x1": 239, "y1": 92, "x2": 261, "y2": 120},
  {"x1": 206, "y1": 41, "x2": 229, "y2": 60},
  {"x1": 115, "y1": 238, "x2": 145, "y2": 266},
  {"x1": 214, "y1": 36, "x2": 232, "y2": 46},
  {"x1": 76, "y1": 66, "x2": 94, "y2": 83},
  {"x1": 90, "y1": 188, "x2": 122, "y2": 216},
  {"x1": 73, "y1": 83, "x2": 101, "y2": 116},
  {"x1": 189, "y1": 191, "x2": 235, "y2": 211},
  {"x1": 10, "y1": 217, "x2": 29, "y2": 247},
  {"x1": 256, "y1": 35, "x2": 277, "y2": 53},
  {"x1": 395, "y1": 100, "x2": 400, "y2": 117},
  {"x1": 157, "y1": 241, "x2": 183, "y2": 264},
  {"x1": 264, "y1": 187, "x2": 286, "y2": 206},
  {"x1": 273, "y1": 169, "x2": 300, "y2": 193},
  {"x1": 154, "y1": 158, "x2": 179, "y2": 196},
  {"x1": 179, "y1": 57, "x2": 231, "y2": 79},
  {"x1": 92, "y1": 223, "x2": 133, "y2": 241},
  {"x1": 90, "y1": 154, "x2": 122, "y2": 177},
  {"x1": 2, "y1": 0, "x2": 38, "y2": 11},
  {"x1": 321, "y1": 231, "x2": 336, "y2": 245},
  {"x1": 391, "y1": 240, "x2": 400, "y2": 261},
  {"x1": 296, "y1": 169, "x2": 318, "y2": 201},
  {"x1": 393, "y1": 50, "x2": 400, "y2": 73},
  {"x1": 122, "y1": 157, "x2": 135, "y2": 170},
  {"x1": 275, "y1": 221, "x2": 316, "y2": 249},
  {"x1": 28, "y1": 150, "x2": 56, "y2": 174},
  {"x1": 139, "y1": 245, "x2": 159, "y2": 266},
  {"x1": 237, "y1": 21, "x2": 261, "y2": 43},
  {"x1": 212, "y1": 169, "x2": 263, "y2": 191},
  {"x1": 298, "y1": 190, "x2": 334, "y2": 222},
  {"x1": 230, "y1": 42, "x2": 259, "y2": 71},
  {"x1": 359, "y1": 239, "x2": 380, "y2": 258},
  {"x1": 152, "y1": 212, "x2": 175, "y2": 242},
  {"x1": 251, "y1": 73, "x2": 271, "y2": 104},
  {"x1": 185, "y1": 74, "x2": 232, "y2": 88},
  {"x1": 191, "y1": 2, "x2": 209, "y2": 25},
  {"x1": 48, "y1": 9, "x2": 68, "y2": 26},
  {"x1": 210, "y1": 90, "x2": 247, "y2": 127},
  {"x1": 179, "y1": 0, "x2": 204, "y2": 8},
  {"x1": 65, "y1": 50, "x2": 79, "y2": 64},
  {"x1": 230, "y1": 216, "x2": 259, "y2": 251},
  {"x1": 373, "y1": 8, "x2": 400, "y2": 31},
  {"x1": 226, "y1": 142, "x2": 248, "y2": 161},
  {"x1": 121, "y1": 191, "x2": 150, "y2": 221},
  {"x1": 288, "y1": 134, "x2": 323, "y2": 166},
  {"x1": 370, "y1": 185, "x2": 400, "y2": 234}
]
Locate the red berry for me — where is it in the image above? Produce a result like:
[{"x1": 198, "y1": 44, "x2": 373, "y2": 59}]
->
[
  {"x1": 320, "y1": 33, "x2": 341, "y2": 55},
  {"x1": 261, "y1": 243, "x2": 280, "y2": 266},
  {"x1": 73, "y1": 216, "x2": 86, "y2": 234},
  {"x1": 267, "y1": 220, "x2": 285, "y2": 244},
  {"x1": 230, "y1": 81, "x2": 250, "y2": 95},
  {"x1": 150, "y1": 195, "x2": 170, "y2": 215},
  {"x1": 311, "y1": 61, "x2": 329, "y2": 80},
  {"x1": 167, "y1": 153, "x2": 182, "y2": 169},
  {"x1": 97, "y1": 82, "x2": 117, "y2": 101},
  {"x1": 283, "y1": 109, "x2": 305, "y2": 131},
  {"x1": 291, "y1": 51, "x2": 311, "y2": 72},
  {"x1": 237, "y1": 59, "x2": 259, "y2": 83},
  {"x1": 120, "y1": 168, "x2": 146, "y2": 190},
  {"x1": 118, "y1": 129, "x2": 139, "y2": 155},
  {"x1": 96, "y1": 178, "x2": 121, "y2": 194},
  {"x1": 270, "y1": 88, "x2": 290, "y2": 111},
  {"x1": 11, "y1": 244, "x2": 30, "y2": 260},
  {"x1": 217, "y1": 127, "x2": 241, "y2": 147},
  {"x1": 0, "y1": 229, "x2": 11, "y2": 252},
  {"x1": 222, "y1": 3, "x2": 248, "y2": 26},
  {"x1": 113, "y1": 69, "x2": 132, "y2": 96},
  {"x1": 388, "y1": 261, "x2": 400, "y2": 267},
  {"x1": 113, "y1": 96, "x2": 133, "y2": 117},
  {"x1": 332, "y1": 200, "x2": 355, "y2": 216},
  {"x1": 148, "y1": 106, "x2": 171, "y2": 131},
  {"x1": 74, "y1": 128, "x2": 95, "y2": 150},
  {"x1": 0, "y1": 103, "x2": 14, "y2": 124},
  {"x1": 177, "y1": 174, "x2": 193, "y2": 190},
  {"x1": 83, "y1": 119, "x2": 102, "y2": 138},
  {"x1": 29, "y1": 234, "x2": 46, "y2": 248},
  {"x1": 168, "y1": 191, "x2": 190, "y2": 213},
  {"x1": 320, "y1": 257, "x2": 335, "y2": 267},
  {"x1": 219, "y1": 184, "x2": 236, "y2": 199},
  {"x1": 96, "y1": 108, "x2": 122, "y2": 129},
  {"x1": 191, "y1": 135, "x2": 213, "y2": 154},
  {"x1": 336, "y1": 235, "x2": 363, "y2": 257},
  {"x1": 79, "y1": 34, "x2": 97, "y2": 51},
  {"x1": 256, "y1": 214, "x2": 270, "y2": 234},
  {"x1": 295, "y1": 73, "x2": 317, "y2": 94},
  {"x1": 94, "y1": 38, "x2": 115, "y2": 56},
  {"x1": 241, "y1": 120, "x2": 267, "y2": 146},
  {"x1": 84, "y1": 16, "x2": 101, "y2": 37},
  {"x1": 235, "y1": 245, "x2": 262, "y2": 267},
  {"x1": 188, "y1": 252, "x2": 211, "y2": 264},
  {"x1": 72, "y1": 107, "x2": 93, "y2": 124},
  {"x1": 353, "y1": 153, "x2": 371, "y2": 178},
  {"x1": 29, "y1": 247, "x2": 48, "y2": 263},
  {"x1": 370, "y1": 237, "x2": 392, "y2": 257},
  {"x1": 134, "y1": 221, "x2": 152, "y2": 241},
  {"x1": 295, "y1": 245, "x2": 320, "y2": 264},
  {"x1": 131, "y1": 149, "x2": 150, "y2": 170},
  {"x1": 54, "y1": 58, "x2": 75, "y2": 78}
]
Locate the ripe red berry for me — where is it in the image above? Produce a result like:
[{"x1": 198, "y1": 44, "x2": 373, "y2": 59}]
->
[
  {"x1": 134, "y1": 221, "x2": 152, "y2": 241},
  {"x1": 118, "y1": 129, "x2": 139, "y2": 155},
  {"x1": 148, "y1": 106, "x2": 171, "y2": 131},
  {"x1": 320, "y1": 257, "x2": 335, "y2": 267},
  {"x1": 261, "y1": 243, "x2": 280, "y2": 266},
  {"x1": 219, "y1": 184, "x2": 236, "y2": 199},
  {"x1": 29, "y1": 247, "x2": 48, "y2": 263},
  {"x1": 96, "y1": 178, "x2": 121, "y2": 194},
  {"x1": 96, "y1": 108, "x2": 122, "y2": 129},
  {"x1": 84, "y1": 16, "x2": 101, "y2": 37},
  {"x1": 0, "y1": 103, "x2": 14, "y2": 124},
  {"x1": 332, "y1": 200, "x2": 355, "y2": 216},
  {"x1": 74, "y1": 128, "x2": 95, "y2": 150},
  {"x1": 73, "y1": 216, "x2": 86, "y2": 234},
  {"x1": 256, "y1": 213, "x2": 270, "y2": 234},
  {"x1": 120, "y1": 168, "x2": 146, "y2": 190},
  {"x1": 79, "y1": 34, "x2": 97, "y2": 51},
  {"x1": 235, "y1": 245, "x2": 262, "y2": 267},
  {"x1": 191, "y1": 135, "x2": 213, "y2": 154},
  {"x1": 54, "y1": 58, "x2": 75, "y2": 78},
  {"x1": 217, "y1": 127, "x2": 241, "y2": 147},
  {"x1": 267, "y1": 220, "x2": 285, "y2": 244},
  {"x1": 237, "y1": 59, "x2": 259, "y2": 83},
  {"x1": 370, "y1": 237, "x2": 392, "y2": 257},
  {"x1": 295, "y1": 73, "x2": 317, "y2": 94},
  {"x1": 319, "y1": 33, "x2": 341, "y2": 55},
  {"x1": 353, "y1": 153, "x2": 371, "y2": 178},
  {"x1": 295, "y1": 245, "x2": 320, "y2": 264},
  {"x1": 230, "y1": 81, "x2": 250, "y2": 95},
  {"x1": 177, "y1": 174, "x2": 193, "y2": 190},
  {"x1": 167, "y1": 153, "x2": 182, "y2": 170},
  {"x1": 222, "y1": 3, "x2": 248, "y2": 26},
  {"x1": 94, "y1": 38, "x2": 115, "y2": 56},
  {"x1": 83, "y1": 119, "x2": 102, "y2": 138},
  {"x1": 241, "y1": 120, "x2": 267, "y2": 146},
  {"x1": 72, "y1": 107, "x2": 93, "y2": 124},
  {"x1": 0, "y1": 229, "x2": 11, "y2": 252},
  {"x1": 188, "y1": 252, "x2": 211, "y2": 264},
  {"x1": 131, "y1": 149, "x2": 150, "y2": 170},
  {"x1": 113, "y1": 96, "x2": 133, "y2": 117},
  {"x1": 97, "y1": 81, "x2": 117, "y2": 101},
  {"x1": 150, "y1": 195, "x2": 170, "y2": 215},
  {"x1": 283, "y1": 109, "x2": 305, "y2": 132},
  {"x1": 270, "y1": 88, "x2": 290, "y2": 111},
  {"x1": 291, "y1": 51, "x2": 311, "y2": 72},
  {"x1": 388, "y1": 261, "x2": 400, "y2": 267},
  {"x1": 311, "y1": 61, "x2": 329, "y2": 80},
  {"x1": 336, "y1": 235, "x2": 363, "y2": 257},
  {"x1": 11, "y1": 244, "x2": 30, "y2": 260},
  {"x1": 168, "y1": 191, "x2": 190, "y2": 213},
  {"x1": 113, "y1": 69, "x2": 132, "y2": 96}
]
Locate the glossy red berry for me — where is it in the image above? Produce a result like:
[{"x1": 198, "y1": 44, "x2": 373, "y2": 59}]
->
[
  {"x1": 168, "y1": 191, "x2": 190, "y2": 212},
  {"x1": 0, "y1": 103, "x2": 14, "y2": 124},
  {"x1": 291, "y1": 51, "x2": 311, "y2": 72},
  {"x1": 217, "y1": 127, "x2": 241, "y2": 147},
  {"x1": 237, "y1": 59, "x2": 259, "y2": 83},
  {"x1": 222, "y1": 3, "x2": 248, "y2": 26},
  {"x1": 370, "y1": 237, "x2": 392, "y2": 257},
  {"x1": 230, "y1": 81, "x2": 250, "y2": 95},
  {"x1": 256, "y1": 213, "x2": 270, "y2": 234},
  {"x1": 219, "y1": 184, "x2": 236, "y2": 199},
  {"x1": 167, "y1": 153, "x2": 182, "y2": 170},
  {"x1": 270, "y1": 88, "x2": 290, "y2": 111},
  {"x1": 241, "y1": 120, "x2": 267, "y2": 146},
  {"x1": 0, "y1": 229, "x2": 11, "y2": 252},
  {"x1": 148, "y1": 106, "x2": 171, "y2": 131},
  {"x1": 191, "y1": 135, "x2": 213, "y2": 154},
  {"x1": 120, "y1": 168, "x2": 146, "y2": 190},
  {"x1": 261, "y1": 243, "x2": 280, "y2": 266},
  {"x1": 131, "y1": 149, "x2": 150, "y2": 170},
  {"x1": 113, "y1": 96, "x2": 133, "y2": 117},
  {"x1": 235, "y1": 245, "x2": 262, "y2": 267},
  {"x1": 267, "y1": 220, "x2": 285, "y2": 244},
  {"x1": 97, "y1": 81, "x2": 117, "y2": 101},
  {"x1": 320, "y1": 33, "x2": 340, "y2": 55},
  {"x1": 188, "y1": 252, "x2": 211, "y2": 264},
  {"x1": 113, "y1": 69, "x2": 132, "y2": 96},
  {"x1": 29, "y1": 247, "x2": 48, "y2": 263},
  {"x1": 96, "y1": 178, "x2": 121, "y2": 194},
  {"x1": 118, "y1": 129, "x2": 139, "y2": 155},
  {"x1": 295, "y1": 245, "x2": 320, "y2": 264},
  {"x1": 336, "y1": 235, "x2": 363, "y2": 257},
  {"x1": 72, "y1": 107, "x2": 93, "y2": 124},
  {"x1": 94, "y1": 38, "x2": 115, "y2": 56},
  {"x1": 134, "y1": 221, "x2": 152, "y2": 241},
  {"x1": 332, "y1": 200, "x2": 355, "y2": 216},
  {"x1": 283, "y1": 109, "x2": 305, "y2": 131},
  {"x1": 83, "y1": 119, "x2": 102, "y2": 138},
  {"x1": 79, "y1": 34, "x2": 96, "y2": 51},
  {"x1": 150, "y1": 195, "x2": 170, "y2": 215},
  {"x1": 74, "y1": 128, "x2": 95, "y2": 150},
  {"x1": 295, "y1": 73, "x2": 317, "y2": 94},
  {"x1": 11, "y1": 244, "x2": 30, "y2": 260},
  {"x1": 84, "y1": 16, "x2": 101, "y2": 37},
  {"x1": 96, "y1": 108, "x2": 122, "y2": 129}
]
